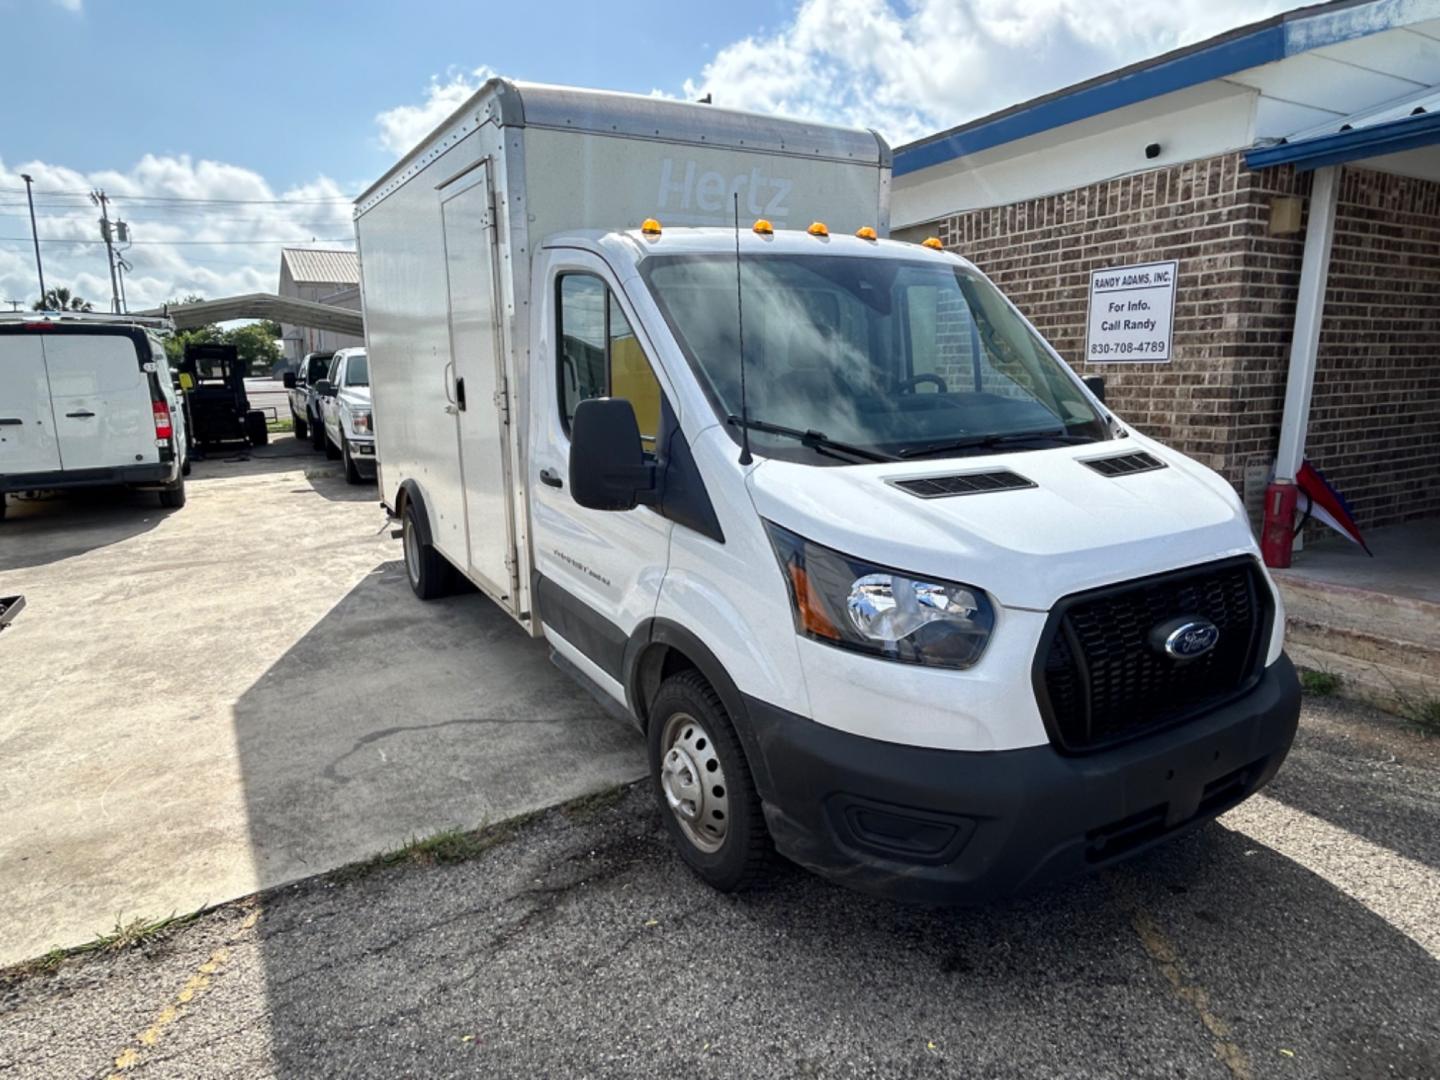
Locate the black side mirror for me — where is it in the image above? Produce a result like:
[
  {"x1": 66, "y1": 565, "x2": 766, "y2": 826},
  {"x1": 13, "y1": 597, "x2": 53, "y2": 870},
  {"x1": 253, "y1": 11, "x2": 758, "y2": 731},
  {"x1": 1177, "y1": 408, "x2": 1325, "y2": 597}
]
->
[
  {"x1": 1083, "y1": 375, "x2": 1106, "y2": 404},
  {"x1": 282, "y1": 372, "x2": 297, "y2": 389},
  {"x1": 315, "y1": 379, "x2": 334, "y2": 397},
  {"x1": 569, "y1": 398, "x2": 656, "y2": 511}
]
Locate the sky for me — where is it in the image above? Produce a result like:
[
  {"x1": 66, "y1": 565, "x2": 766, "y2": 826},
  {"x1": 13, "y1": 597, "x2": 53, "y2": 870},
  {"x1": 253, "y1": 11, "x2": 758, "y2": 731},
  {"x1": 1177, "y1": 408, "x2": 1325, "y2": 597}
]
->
[{"x1": 0, "y1": 0, "x2": 1293, "y2": 313}]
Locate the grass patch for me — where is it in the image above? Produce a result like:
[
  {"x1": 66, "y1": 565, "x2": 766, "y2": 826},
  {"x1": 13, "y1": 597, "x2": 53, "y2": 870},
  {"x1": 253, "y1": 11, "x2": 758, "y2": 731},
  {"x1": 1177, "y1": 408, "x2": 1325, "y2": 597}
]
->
[
  {"x1": 1402, "y1": 697, "x2": 1440, "y2": 735},
  {"x1": 562, "y1": 781, "x2": 636, "y2": 821},
  {"x1": 1299, "y1": 668, "x2": 1343, "y2": 697},
  {"x1": 7, "y1": 908, "x2": 208, "y2": 978},
  {"x1": 331, "y1": 823, "x2": 520, "y2": 885},
  {"x1": 266, "y1": 418, "x2": 292, "y2": 433}
]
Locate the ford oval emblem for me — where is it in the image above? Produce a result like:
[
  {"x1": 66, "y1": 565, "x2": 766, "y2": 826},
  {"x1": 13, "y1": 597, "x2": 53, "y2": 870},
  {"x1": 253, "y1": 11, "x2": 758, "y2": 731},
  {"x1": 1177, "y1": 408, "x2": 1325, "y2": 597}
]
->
[{"x1": 1155, "y1": 618, "x2": 1220, "y2": 660}]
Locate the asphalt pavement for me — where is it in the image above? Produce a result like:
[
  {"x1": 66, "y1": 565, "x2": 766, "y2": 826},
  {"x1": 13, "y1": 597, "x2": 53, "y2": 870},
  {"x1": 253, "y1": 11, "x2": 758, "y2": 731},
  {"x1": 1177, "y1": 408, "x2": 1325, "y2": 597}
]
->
[{"x1": 2, "y1": 696, "x2": 1437, "y2": 1079}]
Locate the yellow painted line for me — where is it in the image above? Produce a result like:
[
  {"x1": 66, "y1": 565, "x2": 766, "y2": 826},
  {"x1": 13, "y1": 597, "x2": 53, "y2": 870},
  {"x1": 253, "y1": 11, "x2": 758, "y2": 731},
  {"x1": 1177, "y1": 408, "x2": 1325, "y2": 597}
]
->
[
  {"x1": 1223, "y1": 794, "x2": 1440, "y2": 961},
  {"x1": 106, "y1": 909, "x2": 261, "y2": 1077},
  {"x1": 1131, "y1": 907, "x2": 1253, "y2": 1080}
]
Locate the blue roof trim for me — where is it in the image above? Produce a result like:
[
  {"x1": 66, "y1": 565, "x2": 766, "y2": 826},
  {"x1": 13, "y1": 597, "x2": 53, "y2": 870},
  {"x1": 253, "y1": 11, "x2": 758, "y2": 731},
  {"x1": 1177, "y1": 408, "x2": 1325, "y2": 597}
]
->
[
  {"x1": 1244, "y1": 109, "x2": 1440, "y2": 170},
  {"x1": 895, "y1": 26, "x2": 1284, "y2": 177}
]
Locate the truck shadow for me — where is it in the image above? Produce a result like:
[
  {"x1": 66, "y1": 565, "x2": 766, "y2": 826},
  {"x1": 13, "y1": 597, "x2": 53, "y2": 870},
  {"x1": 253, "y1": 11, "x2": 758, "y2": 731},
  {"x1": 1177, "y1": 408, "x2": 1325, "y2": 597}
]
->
[
  {"x1": 243, "y1": 717, "x2": 1440, "y2": 1078},
  {"x1": 0, "y1": 488, "x2": 168, "y2": 573},
  {"x1": 189, "y1": 434, "x2": 377, "y2": 502}
]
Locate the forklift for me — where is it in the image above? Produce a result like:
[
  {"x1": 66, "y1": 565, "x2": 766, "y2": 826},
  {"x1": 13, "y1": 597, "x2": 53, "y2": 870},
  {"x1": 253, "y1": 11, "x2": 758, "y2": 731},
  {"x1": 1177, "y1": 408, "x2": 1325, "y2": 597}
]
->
[{"x1": 177, "y1": 343, "x2": 269, "y2": 450}]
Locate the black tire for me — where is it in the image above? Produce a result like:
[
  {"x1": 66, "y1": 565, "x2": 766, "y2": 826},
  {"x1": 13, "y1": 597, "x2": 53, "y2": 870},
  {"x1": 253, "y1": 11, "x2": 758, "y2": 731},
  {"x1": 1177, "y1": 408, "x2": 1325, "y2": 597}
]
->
[
  {"x1": 310, "y1": 412, "x2": 326, "y2": 450},
  {"x1": 0, "y1": 494, "x2": 7, "y2": 521},
  {"x1": 325, "y1": 431, "x2": 341, "y2": 460},
  {"x1": 245, "y1": 411, "x2": 269, "y2": 447},
  {"x1": 342, "y1": 435, "x2": 363, "y2": 484},
  {"x1": 292, "y1": 408, "x2": 308, "y2": 440},
  {"x1": 401, "y1": 498, "x2": 452, "y2": 600},
  {"x1": 648, "y1": 670, "x2": 775, "y2": 892},
  {"x1": 158, "y1": 476, "x2": 187, "y2": 509},
  {"x1": 181, "y1": 456, "x2": 192, "y2": 477}
]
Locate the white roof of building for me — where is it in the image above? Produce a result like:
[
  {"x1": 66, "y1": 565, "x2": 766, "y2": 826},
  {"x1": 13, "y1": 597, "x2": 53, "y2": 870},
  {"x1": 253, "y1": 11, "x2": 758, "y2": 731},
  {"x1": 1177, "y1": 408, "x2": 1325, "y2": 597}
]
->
[{"x1": 281, "y1": 248, "x2": 359, "y2": 286}]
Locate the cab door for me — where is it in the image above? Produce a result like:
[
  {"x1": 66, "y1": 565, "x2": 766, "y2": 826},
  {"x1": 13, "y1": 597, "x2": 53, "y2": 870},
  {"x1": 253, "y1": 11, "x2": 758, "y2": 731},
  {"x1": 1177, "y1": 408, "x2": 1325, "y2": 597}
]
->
[
  {"x1": 0, "y1": 330, "x2": 62, "y2": 475},
  {"x1": 528, "y1": 252, "x2": 674, "y2": 694},
  {"x1": 440, "y1": 161, "x2": 517, "y2": 604},
  {"x1": 43, "y1": 330, "x2": 155, "y2": 472}
]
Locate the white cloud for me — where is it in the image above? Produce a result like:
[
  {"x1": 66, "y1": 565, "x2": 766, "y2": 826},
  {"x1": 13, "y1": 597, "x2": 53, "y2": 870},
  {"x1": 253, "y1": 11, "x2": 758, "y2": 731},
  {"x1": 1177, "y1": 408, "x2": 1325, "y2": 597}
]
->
[
  {"x1": 51, "y1": 0, "x2": 81, "y2": 10},
  {"x1": 375, "y1": 66, "x2": 497, "y2": 157},
  {"x1": 0, "y1": 155, "x2": 353, "y2": 313},
  {"x1": 680, "y1": 0, "x2": 1295, "y2": 146}
]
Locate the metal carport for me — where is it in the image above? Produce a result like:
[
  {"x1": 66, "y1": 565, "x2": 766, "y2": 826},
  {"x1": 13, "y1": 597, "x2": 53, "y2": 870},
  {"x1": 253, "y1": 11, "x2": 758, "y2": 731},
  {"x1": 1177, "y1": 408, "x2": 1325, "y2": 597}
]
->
[{"x1": 138, "y1": 292, "x2": 364, "y2": 337}]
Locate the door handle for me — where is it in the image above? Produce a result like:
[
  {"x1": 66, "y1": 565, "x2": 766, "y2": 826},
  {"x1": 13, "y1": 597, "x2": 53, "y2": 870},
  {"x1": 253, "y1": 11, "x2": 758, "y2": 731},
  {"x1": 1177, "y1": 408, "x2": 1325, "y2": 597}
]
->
[
  {"x1": 455, "y1": 377, "x2": 467, "y2": 412},
  {"x1": 539, "y1": 467, "x2": 564, "y2": 489},
  {"x1": 66, "y1": 410, "x2": 96, "y2": 419},
  {"x1": 0, "y1": 418, "x2": 21, "y2": 426}
]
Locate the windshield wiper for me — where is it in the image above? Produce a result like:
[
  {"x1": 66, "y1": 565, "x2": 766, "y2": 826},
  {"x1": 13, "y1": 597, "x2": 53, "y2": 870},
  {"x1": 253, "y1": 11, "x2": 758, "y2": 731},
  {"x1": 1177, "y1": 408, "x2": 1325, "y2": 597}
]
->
[
  {"x1": 898, "y1": 428, "x2": 1100, "y2": 459},
  {"x1": 726, "y1": 415, "x2": 897, "y2": 463}
]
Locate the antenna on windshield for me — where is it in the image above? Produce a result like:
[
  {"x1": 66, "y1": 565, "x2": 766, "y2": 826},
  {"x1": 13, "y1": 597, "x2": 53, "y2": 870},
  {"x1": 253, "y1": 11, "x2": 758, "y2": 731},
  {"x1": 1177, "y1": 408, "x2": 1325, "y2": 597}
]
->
[{"x1": 733, "y1": 192, "x2": 753, "y2": 467}]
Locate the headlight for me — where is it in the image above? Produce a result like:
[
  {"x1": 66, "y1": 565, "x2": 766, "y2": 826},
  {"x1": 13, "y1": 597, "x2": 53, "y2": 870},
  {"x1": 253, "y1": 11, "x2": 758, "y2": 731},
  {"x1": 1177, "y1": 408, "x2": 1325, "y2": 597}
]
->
[
  {"x1": 348, "y1": 408, "x2": 372, "y2": 434},
  {"x1": 764, "y1": 521, "x2": 994, "y2": 669}
]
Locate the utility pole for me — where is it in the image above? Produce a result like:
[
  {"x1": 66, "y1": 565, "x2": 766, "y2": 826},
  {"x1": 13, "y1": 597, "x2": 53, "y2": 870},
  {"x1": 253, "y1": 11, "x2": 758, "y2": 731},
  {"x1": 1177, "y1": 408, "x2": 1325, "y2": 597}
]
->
[
  {"x1": 90, "y1": 189, "x2": 121, "y2": 313},
  {"x1": 20, "y1": 174, "x2": 47, "y2": 306},
  {"x1": 114, "y1": 221, "x2": 132, "y2": 314}
]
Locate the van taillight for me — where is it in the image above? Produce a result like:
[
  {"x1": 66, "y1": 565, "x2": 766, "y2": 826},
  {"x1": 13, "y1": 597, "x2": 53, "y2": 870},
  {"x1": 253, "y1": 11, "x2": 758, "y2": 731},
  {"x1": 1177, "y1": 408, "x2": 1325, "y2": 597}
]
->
[{"x1": 152, "y1": 399, "x2": 173, "y2": 439}]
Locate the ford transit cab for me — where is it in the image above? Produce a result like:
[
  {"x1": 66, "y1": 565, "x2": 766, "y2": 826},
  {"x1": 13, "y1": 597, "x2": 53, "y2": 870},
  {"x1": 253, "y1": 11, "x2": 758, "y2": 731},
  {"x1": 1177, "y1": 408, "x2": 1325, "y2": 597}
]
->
[{"x1": 356, "y1": 81, "x2": 1300, "y2": 902}]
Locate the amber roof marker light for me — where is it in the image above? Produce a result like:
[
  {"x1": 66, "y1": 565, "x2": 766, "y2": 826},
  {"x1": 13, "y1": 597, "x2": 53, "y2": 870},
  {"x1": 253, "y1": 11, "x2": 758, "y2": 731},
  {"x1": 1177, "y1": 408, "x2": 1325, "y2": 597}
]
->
[
  {"x1": 752, "y1": 218, "x2": 774, "y2": 235},
  {"x1": 641, "y1": 217, "x2": 662, "y2": 237},
  {"x1": 921, "y1": 236, "x2": 943, "y2": 250},
  {"x1": 855, "y1": 226, "x2": 878, "y2": 240},
  {"x1": 807, "y1": 221, "x2": 830, "y2": 236}
]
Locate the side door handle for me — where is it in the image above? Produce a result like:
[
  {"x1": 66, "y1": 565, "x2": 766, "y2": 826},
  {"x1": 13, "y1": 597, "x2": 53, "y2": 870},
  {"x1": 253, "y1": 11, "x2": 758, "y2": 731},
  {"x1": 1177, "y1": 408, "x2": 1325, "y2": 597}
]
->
[
  {"x1": 65, "y1": 410, "x2": 96, "y2": 419},
  {"x1": 539, "y1": 467, "x2": 564, "y2": 489},
  {"x1": 0, "y1": 418, "x2": 22, "y2": 426},
  {"x1": 455, "y1": 377, "x2": 467, "y2": 412}
]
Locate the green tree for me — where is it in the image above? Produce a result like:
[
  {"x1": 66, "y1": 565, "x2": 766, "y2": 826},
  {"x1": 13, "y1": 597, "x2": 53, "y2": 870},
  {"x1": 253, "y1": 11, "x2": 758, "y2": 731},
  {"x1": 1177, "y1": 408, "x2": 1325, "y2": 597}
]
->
[
  {"x1": 224, "y1": 323, "x2": 283, "y2": 377},
  {"x1": 34, "y1": 286, "x2": 94, "y2": 312}
]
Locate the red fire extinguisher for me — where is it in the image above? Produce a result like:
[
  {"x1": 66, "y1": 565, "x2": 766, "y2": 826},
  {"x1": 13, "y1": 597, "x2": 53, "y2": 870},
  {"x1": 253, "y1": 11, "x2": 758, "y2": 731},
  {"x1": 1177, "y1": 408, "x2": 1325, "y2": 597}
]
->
[{"x1": 1261, "y1": 481, "x2": 1298, "y2": 568}]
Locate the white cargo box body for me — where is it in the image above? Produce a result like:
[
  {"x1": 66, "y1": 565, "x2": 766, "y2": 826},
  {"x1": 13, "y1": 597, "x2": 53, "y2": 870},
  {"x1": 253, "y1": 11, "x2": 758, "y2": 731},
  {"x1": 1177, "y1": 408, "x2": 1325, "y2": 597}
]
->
[{"x1": 354, "y1": 79, "x2": 890, "y2": 628}]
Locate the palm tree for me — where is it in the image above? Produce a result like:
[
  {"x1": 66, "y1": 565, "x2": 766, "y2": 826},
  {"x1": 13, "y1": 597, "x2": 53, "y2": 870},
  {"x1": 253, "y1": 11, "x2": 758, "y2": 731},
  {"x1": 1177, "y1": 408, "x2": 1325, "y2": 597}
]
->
[{"x1": 33, "y1": 287, "x2": 94, "y2": 312}]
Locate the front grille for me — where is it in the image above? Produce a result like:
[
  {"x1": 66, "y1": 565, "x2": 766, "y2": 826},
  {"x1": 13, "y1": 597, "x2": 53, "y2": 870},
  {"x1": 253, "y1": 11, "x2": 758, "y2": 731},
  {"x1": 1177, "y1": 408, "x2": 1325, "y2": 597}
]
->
[
  {"x1": 891, "y1": 470, "x2": 1034, "y2": 498},
  {"x1": 1035, "y1": 557, "x2": 1270, "y2": 753}
]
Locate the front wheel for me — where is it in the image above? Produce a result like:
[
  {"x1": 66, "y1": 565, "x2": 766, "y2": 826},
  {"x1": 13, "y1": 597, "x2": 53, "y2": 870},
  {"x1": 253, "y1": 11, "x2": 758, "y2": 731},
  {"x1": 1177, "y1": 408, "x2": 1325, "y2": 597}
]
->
[
  {"x1": 292, "y1": 408, "x2": 308, "y2": 440},
  {"x1": 401, "y1": 498, "x2": 452, "y2": 600},
  {"x1": 649, "y1": 670, "x2": 775, "y2": 892},
  {"x1": 245, "y1": 411, "x2": 269, "y2": 447},
  {"x1": 342, "y1": 435, "x2": 363, "y2": 484}
]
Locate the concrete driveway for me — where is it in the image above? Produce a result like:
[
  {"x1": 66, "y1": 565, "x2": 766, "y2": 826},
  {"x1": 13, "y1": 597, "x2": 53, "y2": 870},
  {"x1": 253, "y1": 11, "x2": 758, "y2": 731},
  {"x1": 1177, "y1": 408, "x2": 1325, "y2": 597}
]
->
[{"x1": 0, "y1": 437, "x2": 644, "y2": 967}]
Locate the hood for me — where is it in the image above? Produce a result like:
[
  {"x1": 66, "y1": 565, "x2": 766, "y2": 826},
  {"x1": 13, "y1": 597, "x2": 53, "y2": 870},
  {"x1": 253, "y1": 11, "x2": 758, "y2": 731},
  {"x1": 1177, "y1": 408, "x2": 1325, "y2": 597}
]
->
[
  {"x1": 337, "y1": 386, "x2": 372, "y2": 407},
  {"x1": 744, "y1": 435, "x2": 1258, "y2": 611}
]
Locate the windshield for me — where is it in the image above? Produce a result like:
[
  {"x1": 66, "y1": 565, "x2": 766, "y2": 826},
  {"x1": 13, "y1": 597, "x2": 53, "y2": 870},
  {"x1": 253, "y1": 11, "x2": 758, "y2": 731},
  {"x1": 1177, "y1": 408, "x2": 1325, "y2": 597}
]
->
[
  {"x1": 344, "y1": 355, "x2": 369, "y2": 386},
  {"x1": 641, "y1": 254, "x2": 1107, "y2": 462}
]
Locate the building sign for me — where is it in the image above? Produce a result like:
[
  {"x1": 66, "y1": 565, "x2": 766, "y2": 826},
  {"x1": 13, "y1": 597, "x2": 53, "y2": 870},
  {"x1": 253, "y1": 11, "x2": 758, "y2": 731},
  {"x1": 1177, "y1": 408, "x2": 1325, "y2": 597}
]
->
[{"x1": 1085, "y1": 260, "x2": 1178, "y2": 363}]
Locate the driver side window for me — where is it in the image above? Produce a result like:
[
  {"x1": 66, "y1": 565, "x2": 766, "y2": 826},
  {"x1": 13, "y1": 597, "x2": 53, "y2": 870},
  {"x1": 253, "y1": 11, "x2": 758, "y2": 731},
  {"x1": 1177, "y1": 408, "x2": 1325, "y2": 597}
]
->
[{"x1": 557, "y1": 273, "x2": 662, "y2": 449}]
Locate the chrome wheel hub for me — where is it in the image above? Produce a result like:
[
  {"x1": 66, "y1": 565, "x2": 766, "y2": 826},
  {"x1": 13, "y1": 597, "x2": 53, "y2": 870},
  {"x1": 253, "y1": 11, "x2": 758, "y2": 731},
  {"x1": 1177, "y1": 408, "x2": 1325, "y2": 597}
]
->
[{"x1": 659, "y1": 712, "x2": 729, "y2": 853}]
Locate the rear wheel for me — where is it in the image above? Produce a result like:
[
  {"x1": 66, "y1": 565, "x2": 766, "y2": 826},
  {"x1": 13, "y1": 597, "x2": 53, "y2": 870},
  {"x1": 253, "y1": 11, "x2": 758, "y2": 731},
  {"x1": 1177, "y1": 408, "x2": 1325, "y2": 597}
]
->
[
  {"x1": 158, "y1": 476, "x2": 187, "y2": 509},
  {"x1": 649, "y1": 670, "x2": 775, "y2": 892},
  {"x1": 0, "y1": 494, "x2": 7, "y2": 521},
  {"x1": 401, "y1": 498, "x2": 451, "y2": 600},
  {"x1": 292, "y1": 408, "x2": 308, "y2": 440},
  {"x1": 245, "y1": 411, "x2": 269, "y2": 447},
  {"x1": 310, "y1": 412, "x2": 326, "y2": 450}
]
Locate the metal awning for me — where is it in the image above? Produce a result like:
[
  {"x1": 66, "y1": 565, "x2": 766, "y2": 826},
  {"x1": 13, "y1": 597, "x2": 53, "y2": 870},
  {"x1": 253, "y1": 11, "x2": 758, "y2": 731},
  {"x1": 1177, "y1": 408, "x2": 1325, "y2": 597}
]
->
[
  {"x1": 1245, "y1": 84, "x2": 1440, "y2": 172},
  {"x1": 137, "y1": 292, "x2": 364, "y2": 336}
]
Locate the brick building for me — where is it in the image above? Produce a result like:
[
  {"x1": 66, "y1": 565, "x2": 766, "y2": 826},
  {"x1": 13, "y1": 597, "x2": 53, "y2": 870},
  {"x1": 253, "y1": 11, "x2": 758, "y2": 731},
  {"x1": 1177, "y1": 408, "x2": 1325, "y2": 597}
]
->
[{"x1": 892, "y1": 0, "x2": 1440, "y2": 549}]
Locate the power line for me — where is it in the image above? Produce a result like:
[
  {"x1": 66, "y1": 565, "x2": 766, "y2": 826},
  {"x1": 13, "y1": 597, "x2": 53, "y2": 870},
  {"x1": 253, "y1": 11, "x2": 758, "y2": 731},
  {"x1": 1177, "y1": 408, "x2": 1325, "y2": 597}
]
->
[
  {"x1": 0, "y1": 236, "x2": 352, "y2": 246},
  {"x1": 0, "y1": 185, "x2": 356, "y2": 205}
]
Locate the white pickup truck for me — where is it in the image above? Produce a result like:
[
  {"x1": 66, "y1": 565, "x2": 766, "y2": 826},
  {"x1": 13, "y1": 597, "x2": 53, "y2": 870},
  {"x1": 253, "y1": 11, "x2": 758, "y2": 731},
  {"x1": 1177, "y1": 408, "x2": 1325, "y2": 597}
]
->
[
  {"x1": 283, "y1": 350, "x2": 333, "y2": 449},
  {"x1": 316, "y1": 347, "x2": 375, "y2": 484}
]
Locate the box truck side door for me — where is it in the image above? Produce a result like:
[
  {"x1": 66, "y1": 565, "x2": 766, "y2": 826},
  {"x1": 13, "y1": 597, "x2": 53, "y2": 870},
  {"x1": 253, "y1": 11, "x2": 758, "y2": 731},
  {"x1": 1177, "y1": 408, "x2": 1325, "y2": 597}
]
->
[
  {"x1": 42, "y1": 331, "x2": 157, "y2": 472},
  {"x1": 0, "y1": 331, "x2": 63, "y2": 475},
  {"x1": 440, "y1": 163, "x2": 518, "y2": 602},
  {"x1": 529, "y1": 255, "x2": 674, "y2": 690}
]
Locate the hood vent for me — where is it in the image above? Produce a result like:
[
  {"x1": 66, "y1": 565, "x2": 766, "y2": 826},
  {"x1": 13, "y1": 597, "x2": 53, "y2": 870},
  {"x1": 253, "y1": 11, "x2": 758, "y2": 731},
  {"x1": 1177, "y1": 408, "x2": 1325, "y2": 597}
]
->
[
  {"x1": 1084, "y1": 451, "x2": 1166, "y2": 477},
  {"x1": 892, "y1": 470, "x2": 1036, "y2": 499}
]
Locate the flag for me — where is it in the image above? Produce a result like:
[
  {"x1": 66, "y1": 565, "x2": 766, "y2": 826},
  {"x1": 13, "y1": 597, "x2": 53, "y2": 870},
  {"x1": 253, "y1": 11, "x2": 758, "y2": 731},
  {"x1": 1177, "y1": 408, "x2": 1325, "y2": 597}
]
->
[{"x1": 1296, "y1": 461, "x2": 1371, "y2": 555}]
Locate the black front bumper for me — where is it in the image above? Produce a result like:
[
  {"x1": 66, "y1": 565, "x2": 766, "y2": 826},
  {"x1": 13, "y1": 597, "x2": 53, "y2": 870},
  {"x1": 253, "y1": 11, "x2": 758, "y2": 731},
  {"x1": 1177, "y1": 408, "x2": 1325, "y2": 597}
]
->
[
  {"x1": 739, "y1": 655, "x2": 1301, "y2": 905},
  {"x1": 1, "y1": 462, "x2": 173, "y2": 494}
]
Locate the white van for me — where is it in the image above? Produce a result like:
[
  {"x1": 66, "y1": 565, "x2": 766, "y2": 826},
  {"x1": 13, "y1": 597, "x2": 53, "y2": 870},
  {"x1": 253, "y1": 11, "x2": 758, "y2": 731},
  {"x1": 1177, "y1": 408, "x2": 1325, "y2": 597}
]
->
[
  {"x1": 0, "y1": 312, "x2": 188, "y2": 519},
  {"x1": 356, "y1": 81, "x2": 1300, "y2": 902}
]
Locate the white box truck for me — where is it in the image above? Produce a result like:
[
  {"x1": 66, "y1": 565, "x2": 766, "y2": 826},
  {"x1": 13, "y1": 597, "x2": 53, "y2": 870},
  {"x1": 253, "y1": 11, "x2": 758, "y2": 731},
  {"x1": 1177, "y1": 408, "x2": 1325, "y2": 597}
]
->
[{"x1": 356, "y1": 80, "x2": 1300, "y2": 902}]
